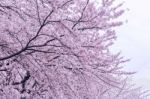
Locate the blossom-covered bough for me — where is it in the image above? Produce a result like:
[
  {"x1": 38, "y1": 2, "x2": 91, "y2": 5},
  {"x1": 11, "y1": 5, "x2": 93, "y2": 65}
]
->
[{"x1": 0, "y1": 0, "x2": 148, "y2": 99}]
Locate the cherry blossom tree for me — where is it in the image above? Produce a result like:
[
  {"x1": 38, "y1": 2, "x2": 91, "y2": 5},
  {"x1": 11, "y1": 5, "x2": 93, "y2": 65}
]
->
[{"x1": 0, "y1": 0, "x2": 148, "y2": 99}]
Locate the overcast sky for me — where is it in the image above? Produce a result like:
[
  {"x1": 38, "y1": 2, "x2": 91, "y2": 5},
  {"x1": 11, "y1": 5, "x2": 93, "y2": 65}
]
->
[{"x1": 111, "y1": 0, "x2": 150, "y2": 90}]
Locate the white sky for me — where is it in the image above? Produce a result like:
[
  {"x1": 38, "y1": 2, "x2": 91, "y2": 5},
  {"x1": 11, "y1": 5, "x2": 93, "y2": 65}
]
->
[{"x1": 111, "y1": 0, "x2": 150, "y2": 90}]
